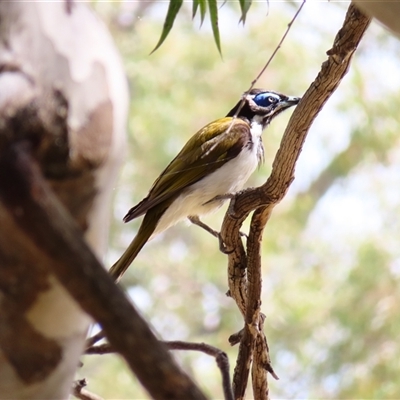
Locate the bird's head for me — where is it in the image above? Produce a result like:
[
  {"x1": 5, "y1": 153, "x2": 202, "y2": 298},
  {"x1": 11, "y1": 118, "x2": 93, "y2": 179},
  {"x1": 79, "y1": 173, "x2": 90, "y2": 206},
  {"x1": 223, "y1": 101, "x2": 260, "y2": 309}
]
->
[{"x1": 226, "y1": 89, "x2": 300, "y2": 129}]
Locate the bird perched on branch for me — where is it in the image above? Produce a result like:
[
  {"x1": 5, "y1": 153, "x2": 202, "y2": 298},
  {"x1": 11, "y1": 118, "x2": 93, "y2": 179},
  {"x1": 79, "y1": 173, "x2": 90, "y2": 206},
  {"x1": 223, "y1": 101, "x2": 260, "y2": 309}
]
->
[{"x1": 110, "y1": 89, "x2": 300, "y2": 281}]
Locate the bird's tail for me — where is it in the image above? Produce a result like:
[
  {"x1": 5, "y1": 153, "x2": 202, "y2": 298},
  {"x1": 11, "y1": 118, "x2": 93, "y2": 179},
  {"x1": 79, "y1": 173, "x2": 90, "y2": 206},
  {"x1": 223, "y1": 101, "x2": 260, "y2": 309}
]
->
[{"x1": 109, "y1": 213, "x2": 158, "y2": 282}]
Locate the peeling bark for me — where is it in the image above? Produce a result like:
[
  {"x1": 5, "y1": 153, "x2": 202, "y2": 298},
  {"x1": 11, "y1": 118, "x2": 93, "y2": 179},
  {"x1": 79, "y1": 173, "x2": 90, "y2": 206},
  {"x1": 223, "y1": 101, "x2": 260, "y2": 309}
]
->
[{"x1": 0, "y1": 2, "x2": 128, "y2": 398}]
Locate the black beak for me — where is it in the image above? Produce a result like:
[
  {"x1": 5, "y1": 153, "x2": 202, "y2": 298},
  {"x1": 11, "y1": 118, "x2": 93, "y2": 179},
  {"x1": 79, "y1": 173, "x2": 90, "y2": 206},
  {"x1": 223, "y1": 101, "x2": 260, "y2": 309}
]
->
[{"x1": 278, "y1": 96, "x2": 301, "y2": 110}]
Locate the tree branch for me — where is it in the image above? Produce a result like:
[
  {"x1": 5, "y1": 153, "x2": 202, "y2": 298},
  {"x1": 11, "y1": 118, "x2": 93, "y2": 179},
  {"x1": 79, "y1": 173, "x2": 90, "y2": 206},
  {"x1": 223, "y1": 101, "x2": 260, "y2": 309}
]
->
[
  {"x1": 86, "y1": 340, "x2": 234, "y2": 400},
  {"x1": 0, "y1": 142, "x2": 207, "y2": 400},
  {"x1": 164, "y1": 341, "x2": 233, "y2": 400},
  {"x1": 221, "y1": 4, "x2": 372, "y2": 400}
]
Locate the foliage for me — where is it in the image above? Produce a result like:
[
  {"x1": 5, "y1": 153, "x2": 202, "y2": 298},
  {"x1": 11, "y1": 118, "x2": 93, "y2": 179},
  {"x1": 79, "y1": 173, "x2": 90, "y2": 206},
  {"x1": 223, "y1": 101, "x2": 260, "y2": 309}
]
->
[
  {"x1": 152, "y1": 0, "x2": 253, "y2": 54},
  {"x1": 83, "y1": 2, "x2": 400, "y2": 399}
]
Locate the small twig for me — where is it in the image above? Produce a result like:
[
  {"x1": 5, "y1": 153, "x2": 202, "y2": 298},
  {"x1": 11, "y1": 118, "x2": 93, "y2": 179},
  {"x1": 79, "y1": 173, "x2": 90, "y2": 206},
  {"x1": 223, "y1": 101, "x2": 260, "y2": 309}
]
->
[
  {"x1": 86, "y1": 340, "x2": 234, "y2": 400},
  {"x1": 241, "y1": 1, "x2": 306, "y2": 105},
  {"x1": 204, "y1": 1, "x2": 306, "y2": 161},
  {"x1": 165, "y1": 341, "x2": 233, "y2": 400},
  {"x1": 72, "y1": 379, "x2": 103, "y2": 400},
  {"x1": 227, "y1": 0, "x2": 306, "y2": 133}
]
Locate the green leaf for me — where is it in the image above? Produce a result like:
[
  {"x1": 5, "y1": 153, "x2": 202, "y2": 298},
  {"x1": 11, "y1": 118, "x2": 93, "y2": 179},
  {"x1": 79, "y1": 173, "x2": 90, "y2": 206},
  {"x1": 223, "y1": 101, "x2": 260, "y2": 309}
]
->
[
  {"x1": 151, "y1": 0, "x2": 183, "y2": 54},
  {"x1": 198, "y1": 0, "x2": 207, "y2": 27},
  {"x1": 239, "y1": 0, "x2": 252, "y2": 24},
  {"x1": 192, "y1": 0, "x2": 199, "y2": 19},
  {"x1": 207, "y1": 0, "x2": 222, "y2": 55}
]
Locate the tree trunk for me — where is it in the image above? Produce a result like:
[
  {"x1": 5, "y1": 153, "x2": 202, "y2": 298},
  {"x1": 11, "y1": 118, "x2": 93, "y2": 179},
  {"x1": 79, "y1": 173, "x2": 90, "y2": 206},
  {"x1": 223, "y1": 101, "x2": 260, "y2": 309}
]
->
[{"x1": 0, "y1": 2, "x2": 128, "y2": 398}]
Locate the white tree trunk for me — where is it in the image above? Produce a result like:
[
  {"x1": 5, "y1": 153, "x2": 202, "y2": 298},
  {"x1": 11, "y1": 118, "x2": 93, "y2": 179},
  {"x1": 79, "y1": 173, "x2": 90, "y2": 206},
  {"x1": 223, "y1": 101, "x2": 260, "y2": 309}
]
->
[
  {"x1": 0, "y1": 2, "x2": 128, "y2": 399},
  {"x1": 353, "y1": 0, "x2": 400, "y2": 36}
]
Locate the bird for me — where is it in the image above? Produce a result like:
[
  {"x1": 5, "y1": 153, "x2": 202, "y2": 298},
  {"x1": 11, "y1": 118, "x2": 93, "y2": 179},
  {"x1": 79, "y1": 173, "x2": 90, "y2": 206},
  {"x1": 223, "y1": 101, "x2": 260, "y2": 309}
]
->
[{"x1": 109, "y1": 89, "x2": 300, "y2": 281}]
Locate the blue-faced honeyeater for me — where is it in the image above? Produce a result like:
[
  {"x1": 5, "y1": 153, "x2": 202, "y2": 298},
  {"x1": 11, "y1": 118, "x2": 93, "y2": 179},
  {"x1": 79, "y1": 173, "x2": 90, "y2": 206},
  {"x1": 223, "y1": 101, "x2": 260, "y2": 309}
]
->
[{"x1": 109, "y1": 89, "x2": 300, "y2": 281}]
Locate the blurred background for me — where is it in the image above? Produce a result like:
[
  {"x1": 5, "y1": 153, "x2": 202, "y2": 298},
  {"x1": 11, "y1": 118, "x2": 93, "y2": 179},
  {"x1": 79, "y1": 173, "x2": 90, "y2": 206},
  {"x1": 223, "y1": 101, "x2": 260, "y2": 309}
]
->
[{"x1": 80, "y1": 1, "x2": 400, "y2": 398}]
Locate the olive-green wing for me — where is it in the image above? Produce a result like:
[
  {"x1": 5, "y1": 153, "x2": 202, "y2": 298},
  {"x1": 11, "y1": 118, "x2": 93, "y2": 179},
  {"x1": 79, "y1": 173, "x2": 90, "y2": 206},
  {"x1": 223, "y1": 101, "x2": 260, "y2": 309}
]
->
[{"x1": 124, "y1": 117, "x2": 250, "y2": 222}]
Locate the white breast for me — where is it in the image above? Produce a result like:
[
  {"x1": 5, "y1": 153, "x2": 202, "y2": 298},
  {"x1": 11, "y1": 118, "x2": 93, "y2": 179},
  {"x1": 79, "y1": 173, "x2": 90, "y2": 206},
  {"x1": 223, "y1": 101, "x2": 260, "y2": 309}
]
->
[{"x1": 153, "y1": 130, "x2": 262, "y2": 236}]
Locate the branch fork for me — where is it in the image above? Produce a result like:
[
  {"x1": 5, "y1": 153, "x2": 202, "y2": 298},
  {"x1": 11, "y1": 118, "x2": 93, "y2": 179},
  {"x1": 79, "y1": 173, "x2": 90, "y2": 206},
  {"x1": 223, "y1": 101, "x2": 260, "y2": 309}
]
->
[{"x1": 220, "y1": 5, "x2": 371, "y2": 399}]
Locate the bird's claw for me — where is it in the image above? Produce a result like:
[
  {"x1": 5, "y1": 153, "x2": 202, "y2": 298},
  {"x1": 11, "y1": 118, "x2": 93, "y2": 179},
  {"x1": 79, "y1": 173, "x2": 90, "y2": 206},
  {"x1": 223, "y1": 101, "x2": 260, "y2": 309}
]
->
[
  {"x1": 218, "y1": 234, "x2": 234, "y2": 254},
  {"x1": 188, "y1": 216, "x2": 235, "y2": 254},
  {"x1": 188, "y1": 216, "x2": 219, "y2": 238}
]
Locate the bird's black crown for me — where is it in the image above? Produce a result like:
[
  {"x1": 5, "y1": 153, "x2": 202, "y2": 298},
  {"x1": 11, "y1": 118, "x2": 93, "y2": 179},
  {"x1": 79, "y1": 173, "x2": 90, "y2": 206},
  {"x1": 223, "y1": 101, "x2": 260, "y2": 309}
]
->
[{"x1": 227, "y1": 89, "x2": 300, "y2": 128}]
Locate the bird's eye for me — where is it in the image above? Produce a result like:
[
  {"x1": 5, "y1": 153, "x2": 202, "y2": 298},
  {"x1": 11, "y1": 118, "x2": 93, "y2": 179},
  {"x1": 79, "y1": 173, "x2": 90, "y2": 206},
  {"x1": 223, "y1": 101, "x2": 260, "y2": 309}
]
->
[{"x1": 253, "y1": 93, "x2": 280, "y2": 107}]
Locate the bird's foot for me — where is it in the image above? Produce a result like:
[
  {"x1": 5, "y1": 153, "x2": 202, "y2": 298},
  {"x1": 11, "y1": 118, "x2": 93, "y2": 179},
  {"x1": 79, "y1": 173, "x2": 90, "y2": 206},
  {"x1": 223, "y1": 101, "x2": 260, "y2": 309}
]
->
[
  {"x1": 201, "y1": 191, "x2": 249, "y2": 238},
  {"x1": 239, "y1": 230, "x2": 248, "y2": 239},
  {"x1": 188, "y1": 216, "x2": 234, "y2": 254},
  {"x1": 218, "y1": 235, "x2": 234, "y2": 254},
  {"x1": 188, "y1": 216, "x2": 219, "y2": 238}
]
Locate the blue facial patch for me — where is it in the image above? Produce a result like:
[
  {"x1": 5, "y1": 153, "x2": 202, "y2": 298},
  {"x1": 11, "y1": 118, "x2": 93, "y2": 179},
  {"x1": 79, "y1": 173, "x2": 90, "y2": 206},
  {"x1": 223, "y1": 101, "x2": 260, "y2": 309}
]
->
[{"x1": 253, "y1": 92, "x2": 280, "y2": 108}]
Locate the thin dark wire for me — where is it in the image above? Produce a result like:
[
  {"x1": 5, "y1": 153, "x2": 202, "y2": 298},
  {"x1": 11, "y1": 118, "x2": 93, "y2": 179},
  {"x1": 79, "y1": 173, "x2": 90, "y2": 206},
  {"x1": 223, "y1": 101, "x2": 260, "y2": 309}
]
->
[
  {"x1": 228, "y1": 0, "x2": 306, "y2": 132},
  {"x1": 204, "y1": 0, "x2": 306, "y2": 158}
]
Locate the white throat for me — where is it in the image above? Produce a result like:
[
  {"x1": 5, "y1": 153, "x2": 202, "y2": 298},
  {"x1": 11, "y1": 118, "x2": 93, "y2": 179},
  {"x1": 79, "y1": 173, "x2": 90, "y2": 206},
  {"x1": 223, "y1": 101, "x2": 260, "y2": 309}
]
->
[{"x1": 250, "y1": 117, "x2": 264, "y2": 139}]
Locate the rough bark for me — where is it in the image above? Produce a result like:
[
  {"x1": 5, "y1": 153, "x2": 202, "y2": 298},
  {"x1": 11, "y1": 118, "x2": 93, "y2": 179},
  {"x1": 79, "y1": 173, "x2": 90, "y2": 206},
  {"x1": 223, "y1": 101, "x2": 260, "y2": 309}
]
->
[{"x1": 221, "y1": 4, "x2": 372, "y2": 400}]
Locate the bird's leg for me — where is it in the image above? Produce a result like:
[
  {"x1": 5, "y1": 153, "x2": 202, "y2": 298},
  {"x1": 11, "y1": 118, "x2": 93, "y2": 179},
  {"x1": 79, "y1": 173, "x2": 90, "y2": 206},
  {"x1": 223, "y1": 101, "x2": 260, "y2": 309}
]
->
[
  {"x1": 202, "y1": 192, "x2": 249, "y2": 239},
  {"x1": 203, "y1": 192, "x2": 245, "y2": 223},
  {"x1": 202, "y1": 192, "x2": 235, "y2": 206},
  {"x1": 215, "y1": 188, "x2": 255, "y2": 219},
  {"x1": 188, "y1": 216, "x2": 232, "y2": 254},
  {"x1": 188, "y1": 215, "x2": 219, "y2": 238}
]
